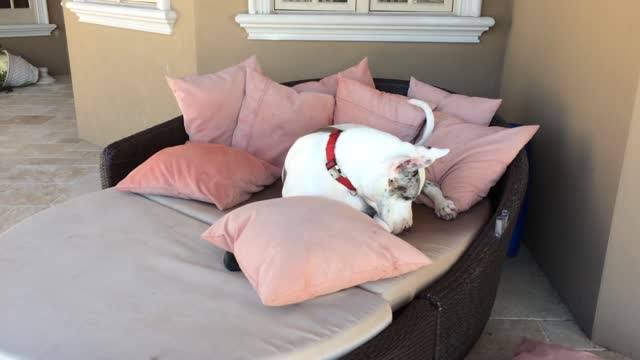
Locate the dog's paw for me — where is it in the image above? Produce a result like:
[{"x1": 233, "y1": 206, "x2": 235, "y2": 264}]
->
[{"x1": 435, "y1": 199, "x2": 458, "y2": 221}]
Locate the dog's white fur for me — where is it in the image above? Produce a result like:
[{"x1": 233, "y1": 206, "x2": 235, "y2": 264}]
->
[{"x1": 282, "y1": 99, "x2": 458, "y2": 234}]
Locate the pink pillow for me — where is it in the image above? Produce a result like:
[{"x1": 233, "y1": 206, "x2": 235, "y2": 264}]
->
[
  {"x1": 292, "y1": 58, "x2": 375, "y2": 95},
  {"x1": 514, "y1": 339, "x2": 605, "y2": 360},
  {"x1": 334, "y1": 77, "x2": 426, "y2": 142},
  {"x1": 202, "y1": 196, "x2": 431, "y2": 306},
  {"x1": 116, "y1": 142, "x2": 280, "y2": 210},
  {"x1": 232, "y1": 70, "x2": 335, "y2": 169},
  {"x1": 417, "y1": 113, "x2": 538, "y2": 212},
  {"x1": 166, "y1": 56, "x2": 263, "y2": 145},
  {"x1": 408, "y1": 77, "x2": 502, "y2": 126}
]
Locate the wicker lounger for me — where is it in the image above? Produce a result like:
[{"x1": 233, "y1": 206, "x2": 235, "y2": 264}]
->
[{"x1": 99, "y1": 78, "x2": 529, "y2": 360}]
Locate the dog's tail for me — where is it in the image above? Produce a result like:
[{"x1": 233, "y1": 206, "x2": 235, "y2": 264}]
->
[{"x1": 408, "y1": 99, "x2": 435, "y2": 145}]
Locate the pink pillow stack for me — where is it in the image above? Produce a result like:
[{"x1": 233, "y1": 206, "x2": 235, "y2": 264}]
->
[
  {"x1": 166, "y1": 56, "x2": 263, "y2": 144},
  {"x1": 292, "y1": 58, "x2": 375, "y2": 95},
  {"x1": 408, "y1": 77, "x2": 502, "y2": 126},
  {"x1": 232, "y1": 70, "x2": 335, "y2": 169},
  {"x1": 116, "y1": 142, "x2": 280, "y2": 210},
  {"x1": 334, "y1": 76, "x2": 426, "y2": 142},
  {"x1": 202, "y1": 196, "x2": 431, "y2": 306},
  {"x1": 417, "y1": 113, "x2": 538, "y2": 212}
]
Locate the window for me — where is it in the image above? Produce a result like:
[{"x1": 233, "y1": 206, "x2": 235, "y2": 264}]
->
[
  {"x1": 275, "y1": 0, "x2": 453, "y2": 13},
  {"x1": 0, "y1": 0, "x2": 56, "y2": 37},
  {"x1": 65, "y1": 0, "x2": 176, "y2": 35},
  {"x1": 238, "y1": 0, "x2": 495, "y2": 43}
]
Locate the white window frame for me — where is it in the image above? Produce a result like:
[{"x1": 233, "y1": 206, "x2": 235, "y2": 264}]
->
[
  {"x1": 65, "y1": 0, "x2": 177, "y2": 35},
  {"x1": 0, "y1": 0, "x2": 57, "y2": 38},
  {"x1": 237, "y1": 0, "x2": 495, "y2": 43},
  {"x1": 275, "y1": 0, "x2": 356, "y2": 12}
]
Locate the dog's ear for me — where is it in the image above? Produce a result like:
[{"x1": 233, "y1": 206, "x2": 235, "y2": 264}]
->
[
  {"x1": 391, "y1": 157, "x2": 430, "y2": 174},
  {"x1": 389, "y1": 147, "x2": 450, "y2": 175}
]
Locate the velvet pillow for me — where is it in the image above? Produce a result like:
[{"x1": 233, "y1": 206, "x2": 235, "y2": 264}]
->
[
  {"x1": 292, "y1": 58, "x2": 375, "y2": 95},
  {"x1": 116, "y1": 143, "x2": 280, "y2": 210},
  {"x1": 232, "y1": 70, "x2": 335, "y2": 169},
  {"x1": 408, "y1": 77, "x2": 502, "y2": 126},
  {"x1": 334, "y1": 77, "x2": 426, "y2": 142},
  {"x1": 166, "y1": 56, "x2": 262, "y2": 145},
  {"x1": 202, "y1": 196, "x2": 431, "y2": 306},
  {"x1": 417, "y1": 113, "x2": 538, "y2": 212}
]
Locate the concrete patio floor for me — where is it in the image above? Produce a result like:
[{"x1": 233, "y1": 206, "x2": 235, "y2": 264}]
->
[{"x1": 0, "y1": 79, "x2": 631, "y2": 360}]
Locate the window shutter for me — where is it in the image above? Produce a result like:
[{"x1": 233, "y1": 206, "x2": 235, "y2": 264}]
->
[
  {"x1": 370, "y1": 0, "x2": 453, "y2": 12},
  {"x1": 275, "y1": 0, "x2": 356, "y2": 12}
]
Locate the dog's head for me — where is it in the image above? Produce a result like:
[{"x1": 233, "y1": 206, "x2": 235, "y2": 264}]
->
[{"x1": 358, "y1": 145, "x2": 449, "y2": 234}]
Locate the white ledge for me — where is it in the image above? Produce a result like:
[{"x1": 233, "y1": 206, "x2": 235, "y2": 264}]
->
[
  {"x1": 0, "y1": 24, "x2": 56, "y2": 38},
  {"x1": 66, "y1": 1, "x2": 176, "y2": 35},
  {"x1": 235, "y1": 14, "x2": 495, "y2": 43}
]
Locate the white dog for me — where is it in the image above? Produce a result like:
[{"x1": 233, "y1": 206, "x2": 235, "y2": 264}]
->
[{"x1": 282, "y1": 99, "x2": 458, "y2": 234}]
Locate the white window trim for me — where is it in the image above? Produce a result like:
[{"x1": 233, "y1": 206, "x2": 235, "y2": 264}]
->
[
  {"x1": 65, "y1": 0, "x2": 176, "y2": 35},
  {"x1": 237, "y1": 0, "x2": 495, "y2": 43},
  {"x1": 0, "y1": 0, "x2": 57, "y2": 38}
]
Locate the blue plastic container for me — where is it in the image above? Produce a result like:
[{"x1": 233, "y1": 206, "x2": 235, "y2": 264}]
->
[{"x1": 506, "y1": 123, "x2": 532, "y2": 257}]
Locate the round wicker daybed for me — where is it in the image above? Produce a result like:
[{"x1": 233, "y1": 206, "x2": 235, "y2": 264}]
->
[{"x1": 0, "y1": 79, "x2": 528, "y2": 360}]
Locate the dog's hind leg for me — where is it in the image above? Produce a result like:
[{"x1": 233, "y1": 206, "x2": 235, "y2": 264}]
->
[{"x1": 423, "y1": 181, "x2": 458, "y2": 221}]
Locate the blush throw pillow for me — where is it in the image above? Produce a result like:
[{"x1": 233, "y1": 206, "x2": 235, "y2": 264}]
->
[
  {"x1": 408, "y1": 77, "x2": 502, "y2": 126},
  {"x1": 116, "y1": 142, "x2": 280, "y2": 210},
  {"x1": 292, "y1": 58, "x2": 375, "y2": 95},
  {"x1": 166, "y1": 56, "x2": 263, "y2": 145},
  {"x1": 202, "y1": 196, "x2": 431, "y2": 306},
  {"x1": 417, "y1": 113, "x2": 538, "y2": 212},
  {"x1": 232, "y1": 70, "x2": 335, "y2": 169},
  {"x1": 334, "y1": 77, "x2": 426, "y2": 142}
]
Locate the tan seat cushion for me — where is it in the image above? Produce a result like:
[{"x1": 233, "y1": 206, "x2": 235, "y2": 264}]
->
[
  {"x1": 0, "y1": 189, "x2": 392, "y2": 360},
  {"x1": 144, "y1": 182, "x2": 492, "y2": 311},
  {"x1": 143, "y1": 180, "x2": 283, "y2": 224},
  {"x1": 358, "y1": 199, "x2": 492, "y2": 310}
]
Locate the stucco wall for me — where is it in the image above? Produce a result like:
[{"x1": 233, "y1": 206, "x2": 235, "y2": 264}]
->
[
  {"x1": 194, "y1": 0, "x2": 512, "y2": 99},
  {"x1": 63, "y1": 0, "x2": 511, "y2": 146},
  {"x1": 1, "y1": 0, "x2": 70, "y2": 75},
  {"x1": 592, "y1": 75, "x2": 640, "y2": 358},
  {"x1": 499, "y1": 0, "x2": 640, "y2": 334},
  {"x1": 62, "y1": 0, "x2": 198, "y2": 145}
]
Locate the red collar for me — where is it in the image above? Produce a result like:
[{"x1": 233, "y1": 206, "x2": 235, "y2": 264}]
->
[{"x1": 326, "y1": 129, "x2": 357, "y2": 195}]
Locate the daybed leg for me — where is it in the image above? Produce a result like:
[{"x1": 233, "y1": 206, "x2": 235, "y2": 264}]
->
[{"x1": 426, "y1": 294, "x2": 443, "y2": 360}]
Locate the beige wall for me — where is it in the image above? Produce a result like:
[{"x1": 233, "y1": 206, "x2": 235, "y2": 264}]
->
[
  {"x1": 62, "y1": 0, "x2": 198, "y2": 145},
  {"x1": 592, "y1": 75, "x2": 640, "y2": 358},
  {"x1": 194, "y1": 0, "x2": 512, "y2": 99},
  {"x1": 64, "y1": 0, "x2": 511, "y2": 145},
  {"x1": 499, "y1": 1, "x2": 640, "y2": 334},
  {"x1": 1, "y1": 0, "x2": 70, "y2": 75}
]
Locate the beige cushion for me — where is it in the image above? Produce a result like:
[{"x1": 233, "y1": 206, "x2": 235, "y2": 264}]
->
[
  {"x1": 0, "y1": 189, "x2": 392, "y2": 360},
  {"x1": 145, "y1": 182, "x2": 492, "y2": 311},
  {"x1": 359, "y1": 199, "x2": 492, "y2": 310},
  {"x1": 143, "y1": 180, "x2": 283, "y2": 224}
]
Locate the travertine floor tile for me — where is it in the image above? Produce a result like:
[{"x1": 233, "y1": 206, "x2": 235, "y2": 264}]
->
[
  {"x1": 0, "y1": 183, "x2": 69, "y2": 206},
  {"x1": 491, "y1": 247, "x2": 572, "y2": 320},
  {"x1": 468, "y1": 319, "x2": 547, "y2": 360},
  {"x1": 540, "y1": 320, "x2": 605, "y2": 351}
]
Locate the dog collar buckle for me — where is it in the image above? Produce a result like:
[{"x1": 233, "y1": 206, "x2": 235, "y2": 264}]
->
[{"x1": 326, "y1": 163, "x2": 342, "y2": 180}]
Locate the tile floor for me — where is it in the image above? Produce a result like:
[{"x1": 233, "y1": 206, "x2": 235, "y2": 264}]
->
[
  {"x1": 468, "y1": 247, "x2": 631, "y2": 359},
  {"x1": 0, "y1": 79, "x2": 631, "y2": 360},
  {"x1": 0, "y1": 76, "x2": 101, "y2": 235}
]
